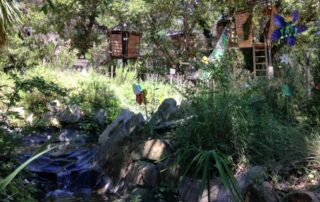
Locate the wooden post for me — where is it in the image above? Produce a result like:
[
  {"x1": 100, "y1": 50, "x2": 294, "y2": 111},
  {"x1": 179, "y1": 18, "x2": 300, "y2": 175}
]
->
[
  {"x1": 111, "y1": 65, "x2": 114, "y2": 80},
  {"x1": 307, "y1": 66, "x2": 311, "y2": 97}
]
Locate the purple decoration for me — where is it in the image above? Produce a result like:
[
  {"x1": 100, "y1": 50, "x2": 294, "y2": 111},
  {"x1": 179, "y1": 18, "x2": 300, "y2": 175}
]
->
[
  {"x1": 291, "y1": 10, "x2": 300, "y2": 23},
  {"x1": 272, "y1": 10, "x2": 307, "y2": 46},
  {"x1": 286, "y1": 36, "x2": 296, "y2": 46},
  {"x1": 271, "y1": 30, "x2": 281, "y2": 41},
  {"x1": 273, "y1": 15, "x2": 286, "y2": 28},
  {"x1": 296, "y1": 24, "x2": 308, "y2": 33}
]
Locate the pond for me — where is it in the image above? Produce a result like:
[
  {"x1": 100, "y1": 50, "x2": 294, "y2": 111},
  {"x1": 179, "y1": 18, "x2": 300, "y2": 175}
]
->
[{"x1": 17, "y1": 128, "x2": 116, "y2": 202}]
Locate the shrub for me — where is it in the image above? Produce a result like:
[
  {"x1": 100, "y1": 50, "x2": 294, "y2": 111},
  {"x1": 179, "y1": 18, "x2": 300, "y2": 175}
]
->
[{"x1": 69, "y1": 73, "x2": 120, "y2": 132}]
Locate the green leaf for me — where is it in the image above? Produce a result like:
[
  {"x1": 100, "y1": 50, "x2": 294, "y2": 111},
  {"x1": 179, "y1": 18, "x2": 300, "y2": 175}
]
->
[{"x1": 0, "y1": 146, "x2": 56, "y2": 191}]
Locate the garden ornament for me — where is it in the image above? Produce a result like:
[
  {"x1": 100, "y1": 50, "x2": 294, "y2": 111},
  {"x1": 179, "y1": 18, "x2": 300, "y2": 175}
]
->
[
  {"x1": 272, "y1": 11, "x2": 308, "y2": 46},
  {"x1": 282, "y1": 84, "x2": 293, "y2": 97},
  {"x1": 280, "y1": 54, "x2": 293, "y2": 65},
  {"x1": 201, "y1": 56, "x2": 209, "y2": 65},
  {"x1": 132, "y1": 84, "x2": 147, "y2": 105}
]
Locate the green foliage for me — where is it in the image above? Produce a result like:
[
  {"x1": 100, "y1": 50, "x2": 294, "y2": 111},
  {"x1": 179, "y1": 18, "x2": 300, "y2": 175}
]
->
[
  {"x1": 175, "y1": 45, "x2": 320, "y2": 198},
  {"x1": 1, "y1": 73, "x2": 67, "y2": 118},
  {"x1": 0, "y1": 146, "x2": 55, "y2": 191},
  {"x1": 70, "y1": 73, "x2": 120, "y2": 132},
  {"x1": 175, "y1": 87, "x2": 247, "y2": 200},
  {"x1": 176, "y1": 147, "x2": 243, "y2": 201},
  {"x1": 0, "y1": 0, "x2": 20, "y2": 46},
  {"x1": 0, "y1": 127, "x2": 36, "y2": 202},
  {"x1": 1, "y1": 64, "x2": 181, "y2": 130},
  {"x1": 110, "y1": 66, "x2": 182, "y2": 115}
]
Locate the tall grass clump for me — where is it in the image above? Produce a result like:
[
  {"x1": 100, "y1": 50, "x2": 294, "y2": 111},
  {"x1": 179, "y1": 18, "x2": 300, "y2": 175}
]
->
[
  {"x1": 175, "y1": 88, "x2": 248, "y2": 201},
  {"x1": 69, "y1": 72, "x2": 120, "y2": 131},
  {"x1": 175, "y1": 56, "x2": 248, "y2": 201}
]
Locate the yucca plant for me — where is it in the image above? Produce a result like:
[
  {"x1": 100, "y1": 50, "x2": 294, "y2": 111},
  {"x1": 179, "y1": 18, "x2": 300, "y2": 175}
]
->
[
  {"x1": 175, "y1": 89, "x2": 250, "y2": 201},
  {"x1": 176, "y1": 147, "x2": 243, "y2": 201}
]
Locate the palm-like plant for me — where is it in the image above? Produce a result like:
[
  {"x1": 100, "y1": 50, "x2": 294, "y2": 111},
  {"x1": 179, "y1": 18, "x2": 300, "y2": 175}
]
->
[{"x1": 0, "y1": 0, "x2": 20, "y2": 46}]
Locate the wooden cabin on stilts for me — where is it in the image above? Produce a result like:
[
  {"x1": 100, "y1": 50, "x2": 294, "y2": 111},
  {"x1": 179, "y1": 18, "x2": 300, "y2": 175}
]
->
[
  {"x1": 234, "y1": 2, "x2": 277, "y2": 78},
  {"x1": 217, "y1": 0, "x2": 278, "y2": 78}
]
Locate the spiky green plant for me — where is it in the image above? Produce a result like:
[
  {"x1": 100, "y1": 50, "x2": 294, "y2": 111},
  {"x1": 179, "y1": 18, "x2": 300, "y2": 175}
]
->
[
  {"x1": 0, "y1": 146, "x2": 56, "y2": 191},
  {"x1": 176, "y1": 148, "x2": 243, "y2": 201}
]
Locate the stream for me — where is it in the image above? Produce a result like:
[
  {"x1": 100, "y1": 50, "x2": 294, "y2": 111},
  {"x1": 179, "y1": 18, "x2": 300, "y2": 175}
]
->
[{"x1": 17, "y1": 128, "x2": 114, "y2": 202}]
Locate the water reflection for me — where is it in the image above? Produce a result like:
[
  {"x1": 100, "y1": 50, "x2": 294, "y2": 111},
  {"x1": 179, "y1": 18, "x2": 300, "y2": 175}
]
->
[{"x1": 18, "y1": 130, "x2": 114, "y2": 202}]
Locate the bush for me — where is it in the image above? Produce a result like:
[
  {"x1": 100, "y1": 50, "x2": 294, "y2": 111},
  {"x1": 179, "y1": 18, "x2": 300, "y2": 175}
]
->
[
  {"x1": 69, "y1": 73, "x2": 120, "y2": 132},
  {"x1": 174, "y1": 60, "x2": 319, "y2": 200}
]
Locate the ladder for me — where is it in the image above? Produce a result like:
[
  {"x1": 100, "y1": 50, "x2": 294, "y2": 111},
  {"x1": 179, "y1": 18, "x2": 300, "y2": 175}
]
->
[{"x1": 253, "y1": 43, "x2": 268, "y2": 77}]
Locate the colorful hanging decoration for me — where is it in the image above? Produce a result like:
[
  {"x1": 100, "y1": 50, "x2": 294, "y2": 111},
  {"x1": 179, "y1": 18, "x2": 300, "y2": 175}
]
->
[
  {"x1": 208, "y1": 28, "x2": 230, "y2": 64},
  {"x1": 133, "y1": 84, "x2": 147, "y2": 105},
  {"x1": 198, "y1": 27, "x2": 230, "y2": 80},
  {"x1": 272, "y1": 11, "x2": 308, "y2": 46},
  {"x1": 282, "y1": 84, "x2": 293, "y2": 97},
  {"x1": 280, "y1": 54, "x2": 293, "y2": 65}
]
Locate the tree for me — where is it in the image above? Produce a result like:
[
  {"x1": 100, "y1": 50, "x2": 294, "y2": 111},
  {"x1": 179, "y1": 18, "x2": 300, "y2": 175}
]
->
[{"x1": 0, "y1": 0, "x2": 20, "y2": 46}]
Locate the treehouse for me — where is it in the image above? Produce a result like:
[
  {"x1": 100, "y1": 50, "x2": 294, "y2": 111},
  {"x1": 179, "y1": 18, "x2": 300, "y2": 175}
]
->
[
  {"x1": 234, "y1": 4, "x2": 277, "y2": 77},
  {"x1": 167, "y1": 31, "x2": 196, "y2": 52},
  {"x1": 108, "y1": 24, "x2": 141, "y2": 60},
  {"x1": 215, "y1": 2, "x2": 277, "y2": 77}
]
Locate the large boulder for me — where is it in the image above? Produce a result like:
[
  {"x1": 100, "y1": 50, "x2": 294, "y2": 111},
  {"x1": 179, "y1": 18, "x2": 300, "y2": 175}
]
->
[
  {"x1": 58, "y1": 129, "x2": 89, "y2": 143},
  {"x1": 98, "y1": 109, "x2": 144, "y2": 145},
  {"x1": 48, "y1": 99, "x2": 62, "y2": 113},
  {"x1": 283, "y1": 191, "x2": 320, "y2": 202},
  {"x1": 149, "y1": 98, "x2": 179, "y2": 127},
  {"x1": 125, "y1": 161, "x2": 160, "y2": 188},
  {"x1": 130, "y1": 139, "x2": 172, "y2": 162},
  {"x1": 179, "y1": 177, "x2": 228, "y2": 202},
  {"x1": 95, "y1": 109, "x2": 107, "y2": 125},
  {"x1": 58, "y1": 104, "x2": 84, "y2": 124},
  {"x1": 245, "y1": 182, "x2": 279, "y2": 202},
  {"x1": 178, "y1": 166, "x2": 266, "y2": 202}
]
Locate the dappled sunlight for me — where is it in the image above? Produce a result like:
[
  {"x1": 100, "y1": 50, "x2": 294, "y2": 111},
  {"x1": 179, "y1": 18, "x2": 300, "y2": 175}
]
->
[{"x1": 0, "y1": 0, "x2": 320, "y2": 201}]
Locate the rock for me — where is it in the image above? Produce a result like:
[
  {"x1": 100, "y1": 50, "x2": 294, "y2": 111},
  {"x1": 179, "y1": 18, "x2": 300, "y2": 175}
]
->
[
  {"x1": 284, "y1": 191, "x2": 319, "y2": 202},
  {"x1": 58, "y1": 129, "x2": 89, "y2": 143},
  {"x1": 26, "y1": 113, "x2": 34, "y2": 125},
  {"x1": 58, "y1": 104, "x2": 84, "y2": 124},
  {"x1": 245, "y1": 182, "x2": 279, "y2": 202},
  {"x1": 9, "y1": 107, "x2": 25, "y2": 118},
  {"x1": 126, "y1": 161, "x2": 160, "y2": 188},
  {"x1": 95, "y1": 109, "x2": 107, "y2": 125},
  {"x1": 237, "y1": 166, "x2": 265, "y2": 193},
  {"x1": 129, "y1": 187, "x2": 155, "y2": 202},
  {"x1": 178, "y1": 166, "x2": 266, "y2": 202},
  {"x1": 131, "y1": 139, "x2": 171, "y2": 161},
  {"x1": 98, "y1": 109, "x2": 144, "y2": 144},
  {"x1": 42, "y1": 112, "x2": 60, "y2": 127},
  {"x1": 178, "y1": 177, "x2": 230, "y2": 202},
  {"x1": 48, "y1": 99, "x2": 62, "y2": 113},
  {"x1": 149, "y1": 98, "x2": 178, "y2": 126},
  {"x1": 154, "y1": 117, "x2": 192, "y2": 130},
  {"x1": 158, "y1": 158, "x2": 180, "y2": 187}
]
